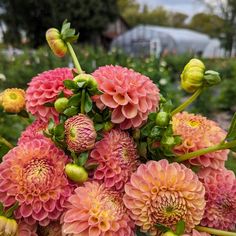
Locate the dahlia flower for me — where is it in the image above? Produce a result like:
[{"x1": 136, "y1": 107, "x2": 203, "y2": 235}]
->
[
  {"x1": 62, "y1": 181, "x2": 135, "y2": 236},
  {"x1": 92, "y1": 65, "x2": 160, "y2": 129},
  {"x1": 183, "y1": 229, "x2": 210, "y2": 236},
  {"x1": 26, "y1": 68, "x2": 73, "y2": 122},
  {"x1": 198, "y1": 168, "x2": 236, "y2": 230},
  {"x1": 1, "y1": 88, "x2": 25, "y2": 113},
  {"x1": 0, "y1": 139, "x2": 73, "y2": 226},
  {"x1": 172, "y1": 112, "x2": 228, "y2": 169},
  {"x1": 90, "y1": 129, "x2": 139, "y2": 191},
  {"x1": 123, "y1": 160, "x2": 205, "y2": 235},
  {"x1": 17, "y1": 220, "x2": 38, "y2": 236},
  {"x1": 18, "y1": 119, "x2": 48, "y2": 145},
  {"x1": 65, "y1": 114, "x2": 96, "y2": 153}
]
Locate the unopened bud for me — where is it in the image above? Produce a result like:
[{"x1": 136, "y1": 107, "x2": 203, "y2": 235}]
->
[
  {"x1": 162, "y1": 231, "x2": 177, "y2": 236},
  {"x1": 156, "y1": 111, "x2": 170, "y2": 127},
  {"x1": 0, "y1": 216, "x2": 18, "y2": 236},
  {"x1": 54, "y1": 97, "x2": 69, "y2": 113},
  {"x1": 65, "y1": 163, "x2": 88, "y2": 183},
  {"x1": 74, "y1": 74, "x2": 98, "y2": 90},
  {"x1": 46, "y1": 28, "x2": 67, "y2": 57},
  {"x1": 203, "y1": 70, "x2": 221, "y2": 86}
]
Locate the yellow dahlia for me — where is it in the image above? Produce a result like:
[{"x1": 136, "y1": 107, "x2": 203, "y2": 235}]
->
[
  {"x1": 0, "y1": 139, "x2": 73, "y2": 226},
  {"x1": 123, "y1": 160, "x2": 206, "y2": 235},
  {"x1": 62, "y1": 181, "x2": 135, "y2": 236},
  {"x1": 172, "y1": 112, "x2": 229, "y2": 169},
  {"x1": 1, "y1": 88, "x2": 25, "y2": 113}
]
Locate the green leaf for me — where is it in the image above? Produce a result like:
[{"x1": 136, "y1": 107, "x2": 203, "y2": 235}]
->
[
  {"x1": 84, "y1": 93, "x2": 93, "y2": 113},
  {"x1": 138, "y1": 142, "x2": 147, "y2": 158},
  {"x1": 155, "y1": 223, "x2": 170, "y2": 233},
  {"x1": 84, "y1": 162, "x2": 99, "y2": 171},
  {"x1": 66, "y1": 34, "x2": 79, "y2": 43},
  {"x1": 135, "y1": 229, "x2": 150, "y2": 236},
  {"x1": 63, "y1": 106, "x2": 79, "y2": 117},
  {"x1": 161, "y1": 100, "x2": 173, "y2": 113},
  {"x1": 59, "y1": 114, "x2": 67, "y2": 123},
  {"x1": 63, "y1": 80, "x2": 77, "y2": 90},
  {"x1": 17, "y1": 110, "x2": 30, "y2": 118},
  {"x1": 148, "y1": 112, "x2": 157, "y2": 121},
  {"x1": 48, "y1": 118, "x2": 55, "y2": 133},
  {"x1": 226, "y1": 112, "x2": 236, "y2": 141},
  {"x1": 95, "y1": 123, "x2": 104, "y2": 131},
  {"x1": 175, "y1": 220, "x2": 185, "y2": 236},
  {"x1": 78, "y1": 152, "x2": 89, "y2": 166},
  {"x1": 54, "y1": 123, "x2": 65, "y2": 138},
  {"x1": 0, "y1": 142, "x2": 10, "y2": 161},
  {"x1": 93, "y1": 113, "x2": 103, "y2": 123},
  {"x1": 141, "y1": 121, "x2": 155, "y2": 137},
  {"x1": 150, "y1": 126, "x2": 162, "y2": 139},
  {"x1": 68, "y1": 93, "x2": 81, "y2": 107},
  {"x1": 57, "y1": 91, "x2": 65, "y2": 98},
  {"x1": 77, "y1": 81, "x2": 86, "y2": 88}
]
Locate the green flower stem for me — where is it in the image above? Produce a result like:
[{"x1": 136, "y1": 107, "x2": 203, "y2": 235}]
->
[
  {"x1": 195, "y1": 226, "x2": 236, "y2": 236},
  {"x1": 0, "y1": 136, "x2": 14, "y2": 149},
  {"x1": 5, "y1": 202, "x2": 19, "y2": 218},
  {"x1": 66, "y1": 42, "x2": 83, "y2": 74},
  {"x1": 174, "y1": 140, "x2": 236, "y2": 162},
  {"x1": 171, "y1": 88, "x2": 203, "y2": 116},
  {"x1": 80, "y1": 89, "x2": 85, "y2": 114}
]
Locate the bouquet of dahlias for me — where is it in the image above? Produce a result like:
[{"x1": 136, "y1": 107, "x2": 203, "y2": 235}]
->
[{"x1": 0, "y1": 21, "x2": 235, "y2": 236}]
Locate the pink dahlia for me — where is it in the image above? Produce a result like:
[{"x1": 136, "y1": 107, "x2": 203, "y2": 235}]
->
[
  {"x1": 198, "y1": 168, "x2": 236, "y2": 230},
  {"x1": 183, "y1": 229, "x2": 210, "y2": 236},
  {"x1": 0, "y1": 139, "x2": 73, "y2": 226},
  {"x1": 18, "y1": 119, "x2": 48, "y2": 145},
  {"x1": 172, "y1": 112, "x2": 229, "y2": 169},
  {"x1": 92, "y1": 65, "x2": 160, "y2": 129},
  {"x1": 26, "y1": 68, "x2": 73, "y2": 122},
  {"x1": 123, "y1": 160, "x2": 206, "y2": 236},
  {"x1": 62, "y1": 181, "x2": 135, "y2": 236},
  {"x1": 64, "y1": 114, "x2": 97, "y2": 153},
  {"x1": 90, "y1": 129, "x2": 139, "y2": 191}
]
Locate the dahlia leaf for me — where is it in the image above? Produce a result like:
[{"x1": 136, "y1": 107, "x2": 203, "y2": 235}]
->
[
  {"x1": 161, "y1": 100, "x2": 173, "y2": 113},
  {"x1": 63, "y1": 80, "x2": 77, "y2": 90},
  {"x1": 95, "y1": 123, "x2": 104, "y2": 131},
  {"x1": 17, "y1": 110, "x2": 29, "y2": 118},
  {"x1": 0, "y1": 143, "x2": 10, "y2": 161},
  {"x1": 78, "y1": 152, "x2": 89, "y2": 166},
  {"x1": 148, "y1": 112, "x2": 157, "y2": 121},
  {"x1": 84, "y1": 93, "x2": 93, "y2": 113},
  {"x1": 54, "y1": 124, "x2": 65, "y2": 138},
  {"x1": 93, "y1": 113, "x2": 103, "y2": 123},
  {"x1": 68, "y1": 93, "x2": 81, "y2": 107},
  {"x1": 155, "y1": 223, "x2": 170, "y2": 233},
  {"x1": 84, "y1": 162, "x2": 99, "y2": 170},
  {"x1": 48, "y1": 119, "x2": 55, "y2": 133},
  {"x1": 150, "y1": 126, "x2": 162, "y2": 139},
  {"x1": 138, "y1": 142, "x2": 147, "y2": 158},
  {"x1": 57, "y1": 91, "x2": 65, "y2": 98},
  {"x1": 226, "y1": 112, "x2": 236, "y2": 141},
  {"x1": 175, "y1": 220, "x2": 185, "y2": 235},
  {"x1": 141, "y1": 121, "x2": 155, "y2": 136},
  {"x1": 63, "y1": 106, "x2": 79, "y2": 117}
]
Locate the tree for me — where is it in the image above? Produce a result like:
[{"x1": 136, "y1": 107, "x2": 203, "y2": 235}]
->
[
  {"x1": 188, "y1": 13, "x2": 225, "y2": 38},
  {"x1": 0, "y1": 0, "x2": 118, "y2": 48}
]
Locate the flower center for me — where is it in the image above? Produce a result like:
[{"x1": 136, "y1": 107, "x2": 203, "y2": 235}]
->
[
  {"x1": 187, "y1": 120, "x2": 200, "y2": 128},
  {"x1": 9, "y1": 93, "x2": 17, "y2": 100}
]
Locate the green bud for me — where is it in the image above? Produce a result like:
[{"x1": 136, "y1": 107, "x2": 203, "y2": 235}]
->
[
  {"x1": 54, "y1": 97, "x2": 69, "y2": 113},
  {"x1": 46, "y1": 28, "x2": 67, "y2": 57},
  {"x1": 156, "y1": 111, "x2": 170, "y2": 127},
  {"x1": 65, "y1": 163, "x2": 88, "y2": 183},
  {"x1": 74, "y1": 74, "x2": 98, "y2": 90},
  {"x1": 203, "y1": 70, "x2": 221, "y2": 86},
  {"x1": 181, "y1": 58, "x2": 205, "y2": 93},
  {"x1": 162, "y1": 231, "x2": 177, "y2": 236}
]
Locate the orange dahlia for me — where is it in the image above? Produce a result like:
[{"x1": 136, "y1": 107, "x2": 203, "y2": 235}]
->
[
  {"x1": 123, "y1": 160, "x2": 206, "y2": 235},
  {"x1": 92, "y1": 65, "x2": 160, "y2": 129},
  {"x1": 26, "y1": 68, "x2": 73, "y2": 122},
  {"x1": 18, "y1": 119, "x2": 48, "y2": 145},
  {"x1": 172, "y1": 112, "x2": 229, "y2": 169},
  {"x1": 198, "y1": 168, "x2": 236, "y2": 230},
  {"x1": 90, "y1": 129, "x2": 139, "y2": 191},
  {"x1": 0, "y1": 139, "x2": 73, "y2": 226},
  {"x1": 1, "y1": 88, "x2": 25, "y2": 113},
  {"x1": 62, "y1": 181, "x2": 135, "y2": 236},
  {"x1": 64, "y1": 114, "x2": 97, "y2": 153}
]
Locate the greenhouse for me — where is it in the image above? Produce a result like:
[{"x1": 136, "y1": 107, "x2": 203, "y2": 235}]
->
[{"x1": 112, "y1": 25, "x2": 213, "y2": 57}]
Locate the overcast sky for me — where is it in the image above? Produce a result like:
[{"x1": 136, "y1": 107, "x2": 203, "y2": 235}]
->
[{"x1": 136, "y1": 0, "x2": 208, "y2": 15}]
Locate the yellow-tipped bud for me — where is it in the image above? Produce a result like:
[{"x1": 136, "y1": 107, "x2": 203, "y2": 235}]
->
[
  {"x1": 2, "y1": 88, "x2": 25, "y2": 113},
  {"x1": 46, "y1": 28, "x2": 67, "y2": 57},
  {"x1": 0, "y1": 216, "x2": 18, "y2": 236},
  {"x1": 181, "y1": 58, "x2": 205, "y2": 93}
]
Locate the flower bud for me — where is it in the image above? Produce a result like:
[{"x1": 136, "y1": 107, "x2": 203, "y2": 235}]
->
[
  {"x1": 181, "y1": 59, "x2": 205, "y2": 93},
  {"x1": 54, "y1": 97, "x2": 69, "y2": 113},
  {"x1": 156, "y1": 111, "x2": 170, "y2": 127},
  {"x1": 203, "y1": 70, "x2": 221, "y2": 86},
  {"x1": 46, "y1": 28, "x2": 67, "y2": 57},
  {"x1": 162, "y1": 231, "x2": 177, "y2": 236},
  {"x1": 0, "y1": 216, "x2": 18, "y2": 236},
  {"x1": 65, "y1": 163, "x2": 88, "y2": 183},
  {"x1": 74, "y1": 74, "x2": 98, "y2": 90},
  {"x1": 2, "y1": 88, "x2": 25, "y2": 113}
]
